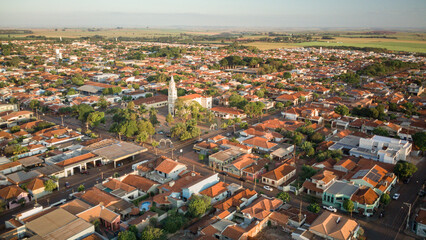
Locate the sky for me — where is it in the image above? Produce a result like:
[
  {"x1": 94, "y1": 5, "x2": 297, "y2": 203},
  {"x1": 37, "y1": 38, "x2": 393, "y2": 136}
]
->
[{"x1": 0, "y1": 0, "x2": 425, "y2": 29}]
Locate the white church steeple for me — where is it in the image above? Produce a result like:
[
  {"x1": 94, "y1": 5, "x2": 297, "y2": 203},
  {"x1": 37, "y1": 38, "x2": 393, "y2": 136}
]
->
[{"x1": 168, "y1": 75, "x2": 177, "y2": 116}]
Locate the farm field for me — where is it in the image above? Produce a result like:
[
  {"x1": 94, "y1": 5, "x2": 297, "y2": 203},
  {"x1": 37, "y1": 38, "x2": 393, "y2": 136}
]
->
[
  {"x1": 0, "y1": 28, "x2": 186, "y2": 39},
  {"x1": 1, "y1": 28, "x2": 425, "y2": 53},
  {"x1": 243, "y1": 36, "x2": 426, "y2": 53}
]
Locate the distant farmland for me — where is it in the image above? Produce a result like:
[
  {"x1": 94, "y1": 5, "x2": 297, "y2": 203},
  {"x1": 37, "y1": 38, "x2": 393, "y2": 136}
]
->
[{"x1": 0, "y1": 28, "x2": 425, "y2": 53}]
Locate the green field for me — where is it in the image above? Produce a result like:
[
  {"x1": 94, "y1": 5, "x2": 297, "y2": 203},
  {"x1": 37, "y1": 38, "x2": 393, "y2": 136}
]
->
[
  {"x1": 242, "y1": 36, "x2": 426, "y2": 53},
  {"x1": 1, "y1": 28, "x2": 425, "y2": 53},
  {"x1": 0, "y1": 28, "x2": 188, "y2": 39}
]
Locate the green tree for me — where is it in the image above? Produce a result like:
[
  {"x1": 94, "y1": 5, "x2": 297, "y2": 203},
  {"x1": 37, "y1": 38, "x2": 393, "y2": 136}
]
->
[
  {"x1": 166, "y1": 113, "x2": 174, "y2": 125},
  {"x1": 87, "y1": 111, "x2": 105, "y2": 128},
  {"x1": 29, "y1": 99, "x2": 40, "y2": 111},
  {"x1": 394, "y1": 161, "x2": 418, "y2": 179},
  {"x1": 188, "y1": 195, "x2": 211, "y2": 217},
  {"x1": 10, "y1": 125, "x2": 20, "y2": 133},
  {"x1": 309, "y1": 132, "x2": 325, "y2": 144},
  {"x1": 149, "y1": 107, "x2": 159, "y2": 125},
  {"x1": 75, "y1": 104, "x2": 94, "y2": 123},
  {"x1": 307, "y1": 203, "x2": 320, "y2": 213},
  {"x1": 71, "y1": 74, "x2": 85, "y2": 86},
  {"x1": 118, "y1": 230, "x2": 137, "y2": 240},
  {"x1": 140, "y1": 226, "x2": 165, "y2": 240},
  {"x1": 127, "y1": 101, "x2": 135, "y2": 110},
  {"x1": 372, "y1": 127, "x2": 389, "y2": 137},
  {"x1": 283, "y1": 72, "x2": 292, "y2": 79},
  {"x1": 276, "y1": 192, "x2": 290, "y2": 203},
  {"x1": 293, "y1": 132, "x2": 304, "y2": 146},
  {"x1": 380, "y1": 193, "x2": 391, "y2": 206},
  {"x1": 413, "y1": 132, "x2": 426, "y2": 152},
  {"x1": 343, "y1": 199, "x2": 354, "y2": 216},
  {"x1": 163, "y1": 211, "x2": 185, "y2": 233},
  {"x1": 299, "y1": 165, "x2": 319, "y2": 181},
  {"x1": 98, "y1": 96, "x2": 109, "y2": 109},
  {"x1": 44, "y1": 179, "x2": 57, "y2": 192},
  {"x1": 275, "y1": 102, "x2": 284, "y2": 110},
  {"x1": 334, "y1": 105, "x2": 350, "y2": 116},
  {"x1": 92, "y1": 219, "x2": 101, "y2": 231},
  {"x1": 77, "y1": 184, "x2": 85, "y2": 192}
]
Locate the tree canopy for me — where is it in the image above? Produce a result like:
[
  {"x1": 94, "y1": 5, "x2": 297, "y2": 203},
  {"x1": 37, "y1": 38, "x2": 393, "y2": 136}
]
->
[
  {"x1": 188, "y1": 195, "x2": 211, "y2": 217},
  {"x1": 394, "y1": 161, "x2": 417, "y2": 179}
]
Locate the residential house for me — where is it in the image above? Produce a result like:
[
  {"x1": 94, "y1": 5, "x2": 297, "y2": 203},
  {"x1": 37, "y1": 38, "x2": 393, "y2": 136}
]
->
[
  {"x1": 209, "y1": 148, "x2": 245, "y2": 171},
  {"x1": 121, "y1": 174, "x2": 159, "y2": 195},
  {"x1": 303, "y1": 170, "x2": 337, "y2": 197},
  {"x1": 222, "y1": 154, "x2": 259, "y2": 177},
  {"x1": 261, "y1": 163, "x2": 296, "y2": 188},
  {"x1": 413, "y1": 208, "x2": 426, "y2": 238},
  {"x1": 96, "y1": 178, "x2": 139, "y2": 201},
  {"x1": 0, "y1": 185, "x2": 30, "y2": 210},
  {"x1": 153, "y1": 158, "x2": 187, "y2": 180},
  {"x1": 309, "y1": 211, "x2": 360, "y2": 240},
  {"x1": 200, "y1": 182, "x2": 230, "y2": 204},
  {"x1": 242, "y1": 136, "x2": 277, "y2": 153},
  {"x1": 77, "y1": 205, "x2": 121, "y2": 232}
]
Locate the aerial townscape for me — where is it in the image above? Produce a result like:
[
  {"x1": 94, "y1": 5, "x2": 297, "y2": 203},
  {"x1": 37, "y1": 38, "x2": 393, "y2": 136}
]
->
[{"x1": 0, "y1": 1, "x2": 425, "y2": 240}]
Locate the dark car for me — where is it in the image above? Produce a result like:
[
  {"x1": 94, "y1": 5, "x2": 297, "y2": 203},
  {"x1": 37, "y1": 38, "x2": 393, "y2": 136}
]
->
[
  {"x1": 219, "y1": 172, "x2": 228, "y2": 176},
  {"x1": 379, "y1": 211, "x2": 385, "y2": 218},
  {"x1": 419, "y1": 190, "x2": 425, "y2": 197},
  {"x1": 65, "y1": 182, "x2": 70, "y2": 188},
  {"x1": 81, "y1": 170, "x2": 89, "y2": 175}
]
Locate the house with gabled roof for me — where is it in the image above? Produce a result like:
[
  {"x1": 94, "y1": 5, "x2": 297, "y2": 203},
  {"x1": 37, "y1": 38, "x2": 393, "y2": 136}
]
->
[
  {"x1": 200, "y1": 181, "x2": 230, "y2": 204},
  {"x1": 261, "y1": 163, "x2": 296, "y2": 188},
  {"x1": 0, "y1": 185, "x2": 30, "y2": 210},
  {"x1": 309, "y1": 211, "x2": 360, "y2": 240},
  {"x1": 303, "y1": 169, "x2": 337, "y2": 197},
  {"x1": 242, "y1": 136, "x2": 277, "y2": 153}
]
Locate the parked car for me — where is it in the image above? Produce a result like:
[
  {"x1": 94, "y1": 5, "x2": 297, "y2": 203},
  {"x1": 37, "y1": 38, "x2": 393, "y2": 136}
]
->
[
  {"x1": 81, "y1": 170, "x2": 89, "y2": 175},
  {"x1": 219, "y1": 172, "x2": 228, "y2": 176},
  {"x1": 380, "y1": 211, "x2": 385, "y2": 218},
  {"x1": 195, "y1": 138, "x2": 203, "y2": 143},
  {"x1": 418, "y1": 190, "x2": 425, "y2": 197},
  {"x1": 323, "y1": 205, "x2": 337, "y2": 212},
  {"x1": 263, "y1": 185, "x2": 273, "y2": 192},
  {"x1": 65, "y1": 182, "x2": 70, "y2": 188},
  {"x1": 393, "y1": 193, "x2": 400, "y2": 200}
]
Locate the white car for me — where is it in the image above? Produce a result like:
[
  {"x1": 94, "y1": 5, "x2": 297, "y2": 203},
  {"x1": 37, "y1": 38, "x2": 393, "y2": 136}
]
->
[
  {"x1": 393, "y1": 193, "x2": 400, "y2": 200},
  {"x1": 263, "y1": 185, "x2": 273, "y2": 192},
  {"x1": 323, "y1": 205, "x2": 337, "y2": 212}
]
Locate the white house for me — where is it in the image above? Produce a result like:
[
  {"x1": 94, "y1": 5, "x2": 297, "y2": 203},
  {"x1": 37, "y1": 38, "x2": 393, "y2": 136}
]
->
[
  {"x1": 350, "y1": 135, "x2": 412, "y2": 164},
  {"x1": 154, "y1": 158, "x2": 187, "y2": 180}
]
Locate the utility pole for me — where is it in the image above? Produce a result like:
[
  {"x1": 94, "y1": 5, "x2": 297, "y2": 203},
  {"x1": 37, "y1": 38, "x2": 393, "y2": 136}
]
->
[
  {"x1": 403, "y1": 202, "x2": 412, "y2": 230},
  {"x1": 61, "y1": 115, "x2": 64, "y2": 126}
]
